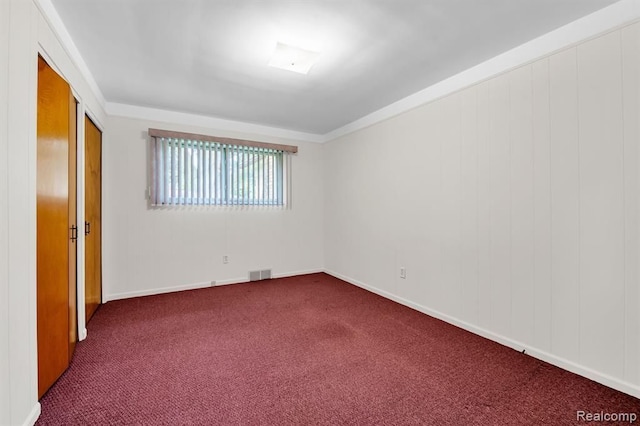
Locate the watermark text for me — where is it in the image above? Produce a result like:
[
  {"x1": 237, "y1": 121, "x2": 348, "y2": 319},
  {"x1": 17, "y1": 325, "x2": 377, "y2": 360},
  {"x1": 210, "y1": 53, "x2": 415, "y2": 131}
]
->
[{"x1": 577, "y1": 410, "x2": 637, "y2": 423}]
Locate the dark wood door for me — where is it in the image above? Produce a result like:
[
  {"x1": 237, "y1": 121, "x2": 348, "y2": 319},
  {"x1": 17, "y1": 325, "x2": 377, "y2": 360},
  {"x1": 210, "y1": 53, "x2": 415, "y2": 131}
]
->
[
  {"x1": 84, "y1": 116, "x2": 102, "y2": 322},
  {"x1": 68, "y1": 96, "x2": 78, "y2": 359},
  {"x1": 37, "y1": 56, "x2": 71, "y2": 398}
]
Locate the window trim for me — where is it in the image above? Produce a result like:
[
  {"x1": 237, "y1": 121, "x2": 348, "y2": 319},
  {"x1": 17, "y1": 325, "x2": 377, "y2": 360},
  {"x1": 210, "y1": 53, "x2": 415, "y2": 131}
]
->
[
  {"x1": 148, "y1": 128, "x2": 298, "y2": 154},
  {"x1": 148, "y1": 129, "x2": 294, "y2": 208}
]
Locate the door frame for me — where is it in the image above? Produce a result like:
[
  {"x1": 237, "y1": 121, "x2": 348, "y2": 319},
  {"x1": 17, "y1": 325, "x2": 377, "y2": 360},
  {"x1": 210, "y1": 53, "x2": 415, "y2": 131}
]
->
[{"x1": 76, "y1": 107, "x2": 104, "y2": 339}]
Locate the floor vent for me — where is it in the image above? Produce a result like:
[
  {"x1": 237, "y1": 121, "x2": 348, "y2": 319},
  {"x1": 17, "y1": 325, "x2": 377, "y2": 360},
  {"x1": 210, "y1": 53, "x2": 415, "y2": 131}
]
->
[{"x1": 249, "y1": 269, "x2": 272, "y2": 282}]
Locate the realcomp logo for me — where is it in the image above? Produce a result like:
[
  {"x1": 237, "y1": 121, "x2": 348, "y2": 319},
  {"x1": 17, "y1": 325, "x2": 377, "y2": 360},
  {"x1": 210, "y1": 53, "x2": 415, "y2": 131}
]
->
[{"x1": 577, "y1": 411, "x2": 638, "y2": 423}]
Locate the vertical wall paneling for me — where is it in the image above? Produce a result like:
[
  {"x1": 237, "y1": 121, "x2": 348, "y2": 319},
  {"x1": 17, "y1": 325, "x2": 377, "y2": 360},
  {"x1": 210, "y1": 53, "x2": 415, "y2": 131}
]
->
[
  {"x1": 460, "y1": 86, "x2": 479, "y2": 324},
  {"x1": 577, "y1": 31, "x2": 625, "y2": 377},
  {"x1": 0, "y1": 0, "x2": 11, "y2": 422},
  {"x1": 440, "y1": 94, "x2": 463, "y2": 317},
  {"x1": 7, "y1": 0, "x2": 37, "y2": 422},
  {"x1": 420, "y1": 103, "x2": 443, "y2": 308},
  {"x1": 324, "y1": 23, "x2": 640, "y2": 397},
  {"x1": 622, "y1": 22, "x2": 640, "y2": 385},
  {"x1": 476, "y1": 82, "x2": 492, "y2": 329},
  {"x1": 392, "y1": 106, "x2": 430, "y2": 305},
  {"x1": 531, "y1": 58, "x2": 552, "y2": 353},
  {"x1": 429, "y1": 102, "x2": 446, "y2": 311},
  {"x1": 353, "y1": 123, "x2": 395, "y2": 292},
  {"x1": 508, "y1": 65, "x2": 535, "y2": 346},
  {"x1": 549, "y1": 48, "x2": 580, "y2": 361},
  {"x1": 488, "y1": 76, "x2": 511, "y2": 337}
]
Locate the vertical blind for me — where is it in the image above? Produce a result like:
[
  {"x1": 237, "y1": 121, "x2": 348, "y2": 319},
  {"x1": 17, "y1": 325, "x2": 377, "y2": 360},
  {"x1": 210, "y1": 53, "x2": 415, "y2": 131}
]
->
[{"x1": 149, "y1": 132, "x2": 294, "y2": 207}]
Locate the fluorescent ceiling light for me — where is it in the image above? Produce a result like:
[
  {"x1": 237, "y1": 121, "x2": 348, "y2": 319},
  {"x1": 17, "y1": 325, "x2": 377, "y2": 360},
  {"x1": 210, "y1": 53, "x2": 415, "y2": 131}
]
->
[{"x1": 268, "y1": 42, "x2": 320, "y2": 75}]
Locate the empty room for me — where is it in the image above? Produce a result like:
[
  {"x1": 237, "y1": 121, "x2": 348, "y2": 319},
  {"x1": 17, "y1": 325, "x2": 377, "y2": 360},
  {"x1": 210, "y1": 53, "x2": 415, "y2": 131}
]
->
[{"x1": 2, "y1": 0, "x2": 640, "y2": 424}]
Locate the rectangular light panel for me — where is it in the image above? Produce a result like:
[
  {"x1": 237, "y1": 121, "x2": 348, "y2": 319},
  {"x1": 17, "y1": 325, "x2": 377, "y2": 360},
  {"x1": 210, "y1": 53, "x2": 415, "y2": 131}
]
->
[{"x1": 268, "y1": 42, "x2": 320, "y2": 75}]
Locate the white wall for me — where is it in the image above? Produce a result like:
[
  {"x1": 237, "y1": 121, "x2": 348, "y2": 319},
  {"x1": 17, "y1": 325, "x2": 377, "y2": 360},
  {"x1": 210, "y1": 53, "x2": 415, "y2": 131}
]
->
[
  {"x1": 1, "y1": 1, "x2": 39, "y2": 424},
  {"x1": 102, "y1": 116, "x2": 324, "y2": 301},
  {"x1": 0, "y1": 0, "x2": 107, "y2": 424},
  {"x1": 0, "y1": 0, "x2": 11, "y2": 422},
  {"x1": 324, "y1": 23, "x2": 640, "y2": 398}
]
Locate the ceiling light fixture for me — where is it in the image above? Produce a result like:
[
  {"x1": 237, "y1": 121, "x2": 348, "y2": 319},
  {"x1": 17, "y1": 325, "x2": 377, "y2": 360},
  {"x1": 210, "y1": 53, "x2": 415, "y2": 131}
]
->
[{"x1": 268, "y1": 42, "x2": 320, "y2": 75}]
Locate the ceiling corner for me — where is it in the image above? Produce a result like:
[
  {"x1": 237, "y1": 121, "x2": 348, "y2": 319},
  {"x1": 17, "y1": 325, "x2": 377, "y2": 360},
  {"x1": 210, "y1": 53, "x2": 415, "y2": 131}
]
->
[{"x1": 33, "y1": 0, "x2": 107, "y2": 110}]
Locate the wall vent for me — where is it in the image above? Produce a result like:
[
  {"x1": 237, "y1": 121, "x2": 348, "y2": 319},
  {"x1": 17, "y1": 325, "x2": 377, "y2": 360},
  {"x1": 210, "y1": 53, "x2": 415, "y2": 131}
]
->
[{"x1": 249, "y1": 269, "x2": 272, "y2": 282}]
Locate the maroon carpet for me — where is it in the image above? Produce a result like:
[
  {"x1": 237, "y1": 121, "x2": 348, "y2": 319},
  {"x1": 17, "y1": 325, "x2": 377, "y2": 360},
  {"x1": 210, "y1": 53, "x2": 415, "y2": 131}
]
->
[{"x1": 38, "y1": 273, "x2": 639, "y2": 425}]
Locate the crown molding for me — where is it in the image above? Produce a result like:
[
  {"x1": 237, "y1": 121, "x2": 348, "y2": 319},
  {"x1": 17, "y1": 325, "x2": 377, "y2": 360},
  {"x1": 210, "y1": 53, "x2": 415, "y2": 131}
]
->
[
  {"x1": 34, "y1": 0, "x2": 107, "y2": 109},
  {"x1": 323, "y1": 0, "x2": 640, "y2": 143},
  {"x1": 34, "y1": 0, "x2": 639, "y2": 145},
  {"x1": 106, "y1": 102, "x2": 325, "y2": 144}
]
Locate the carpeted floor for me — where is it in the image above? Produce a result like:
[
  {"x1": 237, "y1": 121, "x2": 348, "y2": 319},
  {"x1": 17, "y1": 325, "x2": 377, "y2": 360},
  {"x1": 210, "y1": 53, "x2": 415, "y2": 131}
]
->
[{"x1": 37, "y1": 273, "x2": 639, "y2": 425}]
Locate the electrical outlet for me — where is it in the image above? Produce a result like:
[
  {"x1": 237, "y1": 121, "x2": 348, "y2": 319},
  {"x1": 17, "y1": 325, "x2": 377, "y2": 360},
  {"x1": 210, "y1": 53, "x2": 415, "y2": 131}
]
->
[
  {"x1": 400, "y1": 267, "x2": 406, "y2": 279},
  {"x1": 223, "y1": 255, "x2": 229, "y2": 264},
  {"x1": 210, "y1": 280, "x2": 216, "y2": 287}
]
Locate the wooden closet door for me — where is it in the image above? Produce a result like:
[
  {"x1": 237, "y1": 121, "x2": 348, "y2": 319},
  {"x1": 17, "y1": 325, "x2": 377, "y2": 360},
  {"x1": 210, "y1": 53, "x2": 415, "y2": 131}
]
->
[
  {"x1": 68, "y1": 96, "x2": 78, "y2": 359},
  {"x1": 85, "y1": 116, "x2": 102, "y2": 322},
  {"x1": 37, "y1": 56, "x2": 71, "y2": 398}
]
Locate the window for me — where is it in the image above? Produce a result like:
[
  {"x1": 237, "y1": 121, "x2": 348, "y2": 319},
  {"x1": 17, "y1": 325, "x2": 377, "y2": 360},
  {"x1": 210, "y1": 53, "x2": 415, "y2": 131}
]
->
[{"x1": 148, "y1": 129, "x2": 296, "y2": 207}]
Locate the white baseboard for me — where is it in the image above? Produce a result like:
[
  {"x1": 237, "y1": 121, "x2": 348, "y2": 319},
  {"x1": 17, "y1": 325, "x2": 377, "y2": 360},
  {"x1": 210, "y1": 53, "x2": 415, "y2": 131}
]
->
[
  {"x1": 323, "y1": 269, "x2": 640, "y2": 400},
  {"x1": 215, "y1": 268, "x2": 324, "y2": 286},
  {"x1": 214, "y1": 277, "x2": 249, "y2": 286},
  {"x1": 104, "y1": 269, "x2": 325, "y2": 301},
  {"x1": 105, "y1": 280, "x2": 213, "y2": 301},
  {"x1": 22, "y1": 402, "x2": 41, "y2": 426},
  {"x1": 273, "y1": 268, "x2": 324, "y2": 279}
]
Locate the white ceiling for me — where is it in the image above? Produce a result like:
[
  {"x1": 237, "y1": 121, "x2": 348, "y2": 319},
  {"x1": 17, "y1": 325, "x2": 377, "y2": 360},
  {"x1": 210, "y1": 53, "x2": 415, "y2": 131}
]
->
[{"x1": 51, "y1": 0, "x2": 617, "y2": 135}]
